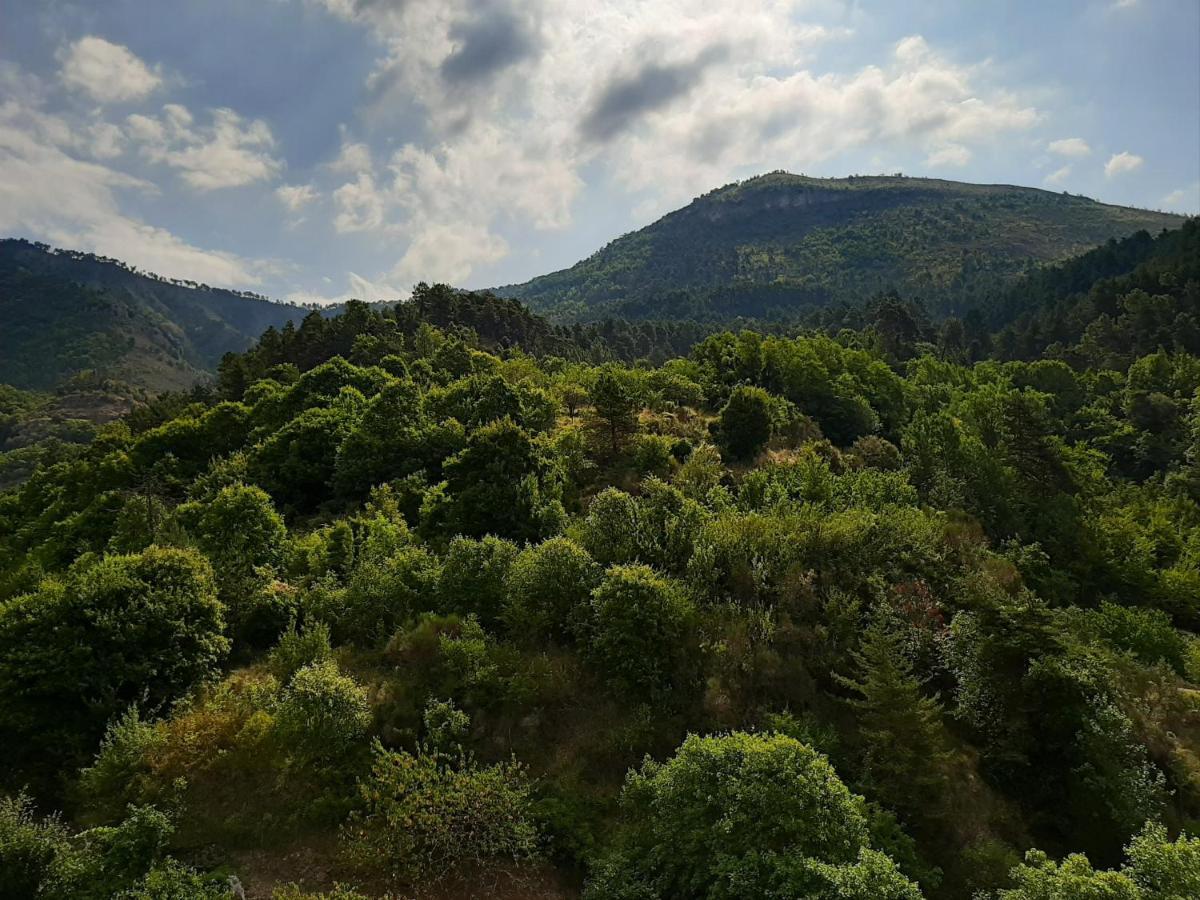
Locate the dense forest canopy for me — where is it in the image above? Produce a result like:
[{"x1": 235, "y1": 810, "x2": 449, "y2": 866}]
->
[{"x1": 1, "y1": 217, "x2": 1198, "y2": 898}]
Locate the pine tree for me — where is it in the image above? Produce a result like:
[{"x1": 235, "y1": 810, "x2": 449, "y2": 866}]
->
[{"x1": 837, "y1": 617, "x2": 955, "y2": 824}]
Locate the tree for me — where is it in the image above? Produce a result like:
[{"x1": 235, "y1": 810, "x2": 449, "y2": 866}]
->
[
  {"x1": 590, "y1": 366, "x2": 640, "y2": 455},
  {"x1": 992, "y1": 821, "x2": 1200, "y2": 900},
  {"x1": 438, "y1": 535, "x2": 520, "y2": 628},
  {"x1": 582, "y1": 564, "x2": 696, "y2": 695},
  {"x1": 175, "y1": 483, "x2": 287, "y2": 593},
  {"x1": 587, "y1": 732, "x2": 921, "y2": 899},
  {"x1": 835, "y1": 618, "x2": 955, "y2": 825},
  {"x1": 0, "y1": 547, "x2": 228, "y2": 778},
  {"x1": 421, "y1": 418, "x2": 564, "y2": 542},
  {"x1": 502, "y1": 537, "x2": 601, "y2": 642},
  {"x1": 718, "y1": 385, "x2": 774, "y2": 461}
]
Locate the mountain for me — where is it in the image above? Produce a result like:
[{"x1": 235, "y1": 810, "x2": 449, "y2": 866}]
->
[
  {"x1": 496, "y1": 173, "x2": 1186, "y2": 322},
  {"x1": 0, "y1": 239, "x2": 307, "y2": 391}
]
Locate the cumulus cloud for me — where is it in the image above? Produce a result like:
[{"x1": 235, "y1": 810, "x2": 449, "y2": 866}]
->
[
  {"x1": 1047, "y1": 137, "x2": 1091, "y2": 157},
  {"x1": 127, "y1": 104, "x2": 282, "y2": 190},
  {"x1": 581, "y1": 44, "x2": 729, "y2": 143},
  {"x1": 333, "y1": 172, "x2": 386, "y2": 232},
  {"x1": 440, "y1": 6, "x2": 541, "y2": 85},
  {"x1": 1105, "y1": 150, "x2": 1144, "y2": 177},
  {"x1": 0, "y1": 97, "x2": 266, "y2": 287},
  {"x1": 1161, "y1": 182, "x2": 1199, "y2": 212},
  {"x1": 1044, "y1": 164, "x2": 1072, "y2": 185},
  {"x1": 276, "y1": 183, "x2": 318, "y2": 212},
  {"x1": 59, "y1": 36, "x2": 161, "y2": 104},
  {"x1": 308, "y1": 0, "x2": 1042, "y2": 288},
  {"x1": 925, "y1": 143, "x2": 971, "y2": 168}
]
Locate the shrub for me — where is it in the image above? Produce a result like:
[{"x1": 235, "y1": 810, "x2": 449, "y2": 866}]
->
[
  {"x1": 338, "y1": 544, "x2": 441, "y2": 645},
  {"x1": 268, "y1": 620, "x2": 334, "y2": 682},
  {"x1": 342, "y1": 743, "x2": 539, "y2": 885},
  {"x1": 630, "y1": 433, "x2": 675, "y2": 480},
  {"x1": 275, "y1": 661, "x2": 372, "y2": 764},
  {"x1": 718, "y1": 385, "x2": 774, "y2": 461},
  {"x1": 0, "y1": 792, "x2": 70, "y2": 898}
]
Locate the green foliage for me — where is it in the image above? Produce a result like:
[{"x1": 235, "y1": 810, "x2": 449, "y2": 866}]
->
[
  {"x1": 422, "y1": 418, "x2": 565, "y2": 542},
  {"x1": 268, "y1": 620, "x2": 334, "y2": 682},
  {"x1": 5, "y1": 221, "x2": 1200, "y2": 898},
  {"x1": 583, "y1": 565, "x2": 696, "y2": 696},
  {"x1": 588, "y1": 731, "x2": 920, "y2": 899},
  {"x1": 502, "y1": 537, "x2": 601, "y2": 642},
  {"x1": 342, "y1": 741, "x2": 539, "y2": 886},
  {"x1": 993, "y1": 822, "x2": 1200, "y2": 900},
  {"x1": 0, "y1": 546, "x2": 228, "y2": 777},
  {"x1": 275, "y1": 661, "x2": 372, "y2": 764},
  {"x1": 835, "y1": 617, "x2": 955, "y2": 825},
  {"x1": 0, "y1": 792, "x2": 70, "y2": 898},
  {"x1": 718, "y1": 385, "x2": 774, "y2": 460},
  {"x1": 438, "y1": 535, "x2": 520, "y2": 627},
  {"x1": 591, "y1": 366, "x2": 641, "y2": 454}
]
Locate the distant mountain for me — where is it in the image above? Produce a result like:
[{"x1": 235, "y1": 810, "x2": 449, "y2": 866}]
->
[
  {"x1": 495, "y1": 173, "x2": 1186, "y2": 322},
  {"x1": 0, "y1": 239, "x2": 307, "y2": 391}
]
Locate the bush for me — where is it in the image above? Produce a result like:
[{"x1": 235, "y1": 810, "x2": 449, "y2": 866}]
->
[
  {"x1": 174, "y1": 483, "x2": 288, "y2": 598},
  {"x1": 342, "y1": 742, "x2": 539, "y2": 885},
  {"x1": 583, "y1": 565, "x2": 696, "y2": 695},
  {"x1": 587, "y1": 732, "x2": 920, "y2": 900},
  {"x1": 0, "y1": 547, "x2": 228, "y2": 775},
  {"x1": 268, "y1": 620, "x2": 334, "y2": 682},
  {"x1": 502, "y1": 537, "x2": 601, "y2": 642},
  {"x1": 275, "y1": 661, "x2": 372, "y2": 764},
  {"x1": 0, "y1": 792, "x2": 70, "y2": 898},
  {"x1": 630, "y1": 433, "x2": 676, "y2": 480}
]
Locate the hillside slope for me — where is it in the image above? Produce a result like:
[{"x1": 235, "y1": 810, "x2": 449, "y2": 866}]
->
[
  {"x1": 0, "y1": 239, "x2": 306, "y2": 391},
  {"x1": 497, "y1": 173, "x2": 1185, "y2": 322}
]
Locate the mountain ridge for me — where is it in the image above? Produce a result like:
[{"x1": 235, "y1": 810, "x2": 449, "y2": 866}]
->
[
  {"x1": 495, "y1": 172, "x2": 1186, "y2": 322},
  {"x1": 0, "y1": 239, "x2": 307, "y2": 391}
]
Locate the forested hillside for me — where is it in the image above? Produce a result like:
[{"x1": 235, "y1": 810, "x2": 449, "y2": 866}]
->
[
  {"x1": 0, "y1": 240, "x2": 306, "y2": 391},
  {"x1": 497, "y1": 173, "x2": 1184, "y2": 322},
  {"x1": 2, "y1": 227, "x2": 1199, "y2": 899}
]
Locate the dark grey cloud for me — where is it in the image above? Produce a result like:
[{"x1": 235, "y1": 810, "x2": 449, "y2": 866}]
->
[
  {"x1": 580, "y1": 44, "x2": 729, "y2": 143},
  {"x1": 440, "y1": 7, "x2": 540, "y2": 85}
]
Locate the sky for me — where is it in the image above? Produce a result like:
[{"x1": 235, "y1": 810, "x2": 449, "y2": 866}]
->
[{"x1": 1, "y1": 0, "x2": 1197, "y2": 304}]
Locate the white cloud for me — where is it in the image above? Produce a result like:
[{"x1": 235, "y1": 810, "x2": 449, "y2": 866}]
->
[
  {"x1": 1161, "y1": 182, "x2": 1200, "y2": 212},
  {"x1": 329, "y1": 140, "x2": 372, "y2": 174},
  {"x1": 88, "y1": 122, "x2": 126, "y2": 159},
  {"x1": 0, "y1": 94, "x2": 269, "y2": 288},
  {"x1": 312, "y1": 1, "x2": 1040, "y2": 287},
  {"x1": 925, "y1": 143, "x2": 971, "y2": 167},
  {"x1": 1044, "y1": 164, "x2": 1072, "y2": 185},
  {"x1": 332, "y1": 172, "x2": 386, "y2": 232},
  {"x1": 127, "y1": 105, "x2": 283, "y2": 190},
  {"x1": 1105, "y1": 150, "x2": 1144, "y2": 177},
  {"x1": 276, "y1": 183, "x2": 317, "y2": 212},
  {"x1": 59, "y1": 36, "x2": 161, "y2": 104},
  {"x1": 1112, "y1": 0, "x2": 1139, "y2": 9},
  {"x1": 1047, "y1": 137, "x2": 1091, "y2": 157},
  {"x1": 285, "y1": 270, "x2": 404, "y2": 306}
]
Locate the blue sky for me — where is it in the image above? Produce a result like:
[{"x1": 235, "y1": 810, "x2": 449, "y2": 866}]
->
[{"x1": 1, "y1": 0, "x2": 1196, "y2": 303}]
